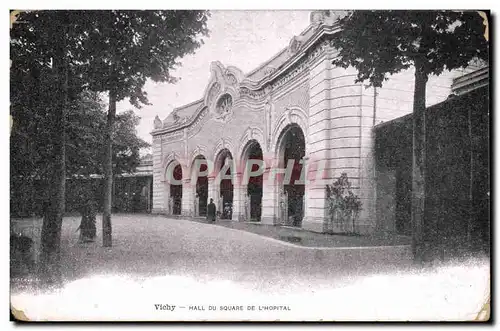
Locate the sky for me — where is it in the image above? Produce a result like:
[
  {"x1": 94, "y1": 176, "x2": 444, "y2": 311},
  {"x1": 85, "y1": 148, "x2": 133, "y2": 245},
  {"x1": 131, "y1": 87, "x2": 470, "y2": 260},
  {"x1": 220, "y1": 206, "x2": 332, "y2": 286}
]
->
[{"x1": 116, "y1": 10, "x2": 311, "y2": 149}]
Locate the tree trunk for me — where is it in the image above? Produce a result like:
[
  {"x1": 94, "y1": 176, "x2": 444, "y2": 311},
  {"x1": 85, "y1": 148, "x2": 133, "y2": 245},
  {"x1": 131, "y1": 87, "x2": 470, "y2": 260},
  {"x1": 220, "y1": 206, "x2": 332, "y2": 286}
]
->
[
  {"x1": 102, "y1": 90, "x2": 116, "y2": 247},
  {"x1": 467, "y1": 105, "x2": 473, "y2": 250},
  {"x1": 39, "y1": 19, "x2": 68, "y2": 285},
  {"x1": 411, "y1": 60, "x2": 429, "y2": 262},
  {"x1": 352, "y1": 211, "x2": 355, "y2": 234}
]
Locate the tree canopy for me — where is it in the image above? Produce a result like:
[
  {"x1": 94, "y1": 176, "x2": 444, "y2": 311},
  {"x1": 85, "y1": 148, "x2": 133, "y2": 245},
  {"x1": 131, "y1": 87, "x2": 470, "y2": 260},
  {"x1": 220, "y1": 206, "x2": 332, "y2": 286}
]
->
[
  {"x1": 10, "y1": 89, "x2": 150, "y2": 181},
  {"x1": 332, "y1": 10, "x2": 489, "y2": 87},
  {"x1": 11, "y1": 10, "x2": 212, "y2": 251},
  {"x1": 74, "y1": 10, "x2": 210, "y2": 107},
  {"x1": 331, "y1": 10, "x2": 489, "y2": 261}
]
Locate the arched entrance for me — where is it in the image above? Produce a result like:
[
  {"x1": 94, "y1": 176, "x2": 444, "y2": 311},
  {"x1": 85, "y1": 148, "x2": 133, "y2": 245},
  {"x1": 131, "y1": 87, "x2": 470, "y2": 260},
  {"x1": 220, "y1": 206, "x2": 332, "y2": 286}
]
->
[
  {"x1": 277, "y1": 124, "x2": 305, "y2": 227},
  {"x1": 242, "y1": 141, "x2": 263, "y2": 221},
  {"x1": 192, "y1": 155, "x2": 208, "y2": 217},
  {"x1": 215, "y1": 149, "x2": 234, "y2": 219},
  {"x1": 169, "y1": 163, "x2": 183, "y2": 215}
]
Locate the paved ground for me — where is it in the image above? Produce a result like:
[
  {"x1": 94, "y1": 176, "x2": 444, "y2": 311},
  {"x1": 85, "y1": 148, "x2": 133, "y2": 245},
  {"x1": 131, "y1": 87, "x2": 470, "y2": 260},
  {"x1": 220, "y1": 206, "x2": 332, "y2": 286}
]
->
[
  {"x1": 11, "y1": 214, "x2": 412, "y2": 291},
  {"x1": 191, "y1": 217, "x2": 412, "y2": 247},
  {"x1": 10, "y1": 214, "x2": 489, "y2": 321}
]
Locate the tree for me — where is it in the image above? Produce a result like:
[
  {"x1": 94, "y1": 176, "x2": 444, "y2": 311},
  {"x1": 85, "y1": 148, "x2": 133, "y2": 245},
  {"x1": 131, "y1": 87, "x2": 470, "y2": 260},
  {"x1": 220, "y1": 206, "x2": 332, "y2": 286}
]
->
[
  {"x1": 65, "y1": 95, "x2": 150, "y2": 178},
  {"x1": 11, "y1": 10, "x2": 76, "y2": 283},
  {"x1": 112, "y1": 110, "x2": 151, "y2": 175},
  {"x1": 331, "y1": 10, "x2": 489, "y2": 261},
  {"x1": 74, "y1": 10, "x2": 210, "y2": 247},
  {"x1": 12, "y1": 87, "x2": 149, "y2": 245},
  {"x1": 11, "y1": 89, "x2": 150, "y2": 210},
  {"x1": 326, "y1": 173, "x2": 362, "y2": 234}
]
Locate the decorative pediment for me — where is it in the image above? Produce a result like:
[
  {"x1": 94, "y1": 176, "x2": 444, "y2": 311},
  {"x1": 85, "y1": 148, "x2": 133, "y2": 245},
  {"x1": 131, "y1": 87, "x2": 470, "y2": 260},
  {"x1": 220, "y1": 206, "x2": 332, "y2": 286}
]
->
[
  {"x1": 203, "y1": 61, "x2": 244, "y2": 123},
  {"x1": 152, "y1": 12, "x2": 341, "y2": 136},
  {"x1": 289, "y1": 36, "x2": 305, "y2": 55},
  {"x1": 159, "y1": 107, "x2": 190, "y2": 130}
]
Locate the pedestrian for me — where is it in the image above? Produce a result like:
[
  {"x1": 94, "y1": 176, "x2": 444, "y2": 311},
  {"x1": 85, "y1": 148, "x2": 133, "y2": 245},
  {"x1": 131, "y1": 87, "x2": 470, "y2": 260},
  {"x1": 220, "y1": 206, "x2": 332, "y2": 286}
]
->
[{"x1": 207, "y1": 198, "x2": 216, "y2": 224}]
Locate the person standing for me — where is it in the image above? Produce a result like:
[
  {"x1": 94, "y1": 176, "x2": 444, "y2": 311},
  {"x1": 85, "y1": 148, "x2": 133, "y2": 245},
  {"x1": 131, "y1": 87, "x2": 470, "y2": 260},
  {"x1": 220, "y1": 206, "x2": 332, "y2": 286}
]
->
[{"x1": 207, "y1": 198, "x2": 216, "y2": 224}]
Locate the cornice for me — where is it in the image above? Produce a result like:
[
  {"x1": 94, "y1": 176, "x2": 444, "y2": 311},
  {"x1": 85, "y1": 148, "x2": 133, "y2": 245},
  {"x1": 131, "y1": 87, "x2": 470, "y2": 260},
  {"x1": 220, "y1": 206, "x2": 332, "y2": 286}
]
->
[
  {"x1": 240, "y1": 23, "x2": 341, "y2": 90},
  {"x1": 151, "y1": 104, "x2": 207, "y2": 137}
]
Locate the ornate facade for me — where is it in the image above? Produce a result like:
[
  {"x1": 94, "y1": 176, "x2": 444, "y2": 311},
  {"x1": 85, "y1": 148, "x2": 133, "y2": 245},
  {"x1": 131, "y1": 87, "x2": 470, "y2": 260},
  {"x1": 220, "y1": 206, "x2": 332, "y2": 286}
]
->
[{"x1": 151, "y1": 11, "x2": 457, "y2": 234}]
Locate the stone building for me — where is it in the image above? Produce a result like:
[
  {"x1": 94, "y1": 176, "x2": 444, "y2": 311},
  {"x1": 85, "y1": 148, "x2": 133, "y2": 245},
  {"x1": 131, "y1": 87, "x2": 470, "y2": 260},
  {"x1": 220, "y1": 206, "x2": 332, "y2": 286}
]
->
[{"x1": 151, "y1": 11, "x2": 467, "y2": 234}]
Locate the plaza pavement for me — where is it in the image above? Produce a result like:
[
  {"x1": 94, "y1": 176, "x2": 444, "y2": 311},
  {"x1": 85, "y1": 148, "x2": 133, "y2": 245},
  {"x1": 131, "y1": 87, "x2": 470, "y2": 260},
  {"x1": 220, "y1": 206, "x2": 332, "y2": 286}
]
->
[
  {"x1": 12, "y1": 214, "x2": 412, "y2": 289},
  {"x1": 10, "y1": 214, "x2": 489, "y2": 321}
]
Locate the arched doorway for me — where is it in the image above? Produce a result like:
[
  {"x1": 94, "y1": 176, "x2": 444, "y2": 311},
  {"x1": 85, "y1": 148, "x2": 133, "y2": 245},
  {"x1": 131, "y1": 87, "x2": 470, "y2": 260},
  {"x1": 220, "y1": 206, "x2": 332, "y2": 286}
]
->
[
  {"x1": 243, "y1": 141, "x2": 263, "y2": 221},
  {"x1": 192, "y1": 155, "x2": 208, "y2": 217},
  {"x1": 277, "y1": 124, "x2": 305, "y2": 227},
  {"x1": 170, "y1": 163, "x2": 183, "y2": 215},
  {"x1": 215, "y1": 149, "x2": 234, "y2": 220}
]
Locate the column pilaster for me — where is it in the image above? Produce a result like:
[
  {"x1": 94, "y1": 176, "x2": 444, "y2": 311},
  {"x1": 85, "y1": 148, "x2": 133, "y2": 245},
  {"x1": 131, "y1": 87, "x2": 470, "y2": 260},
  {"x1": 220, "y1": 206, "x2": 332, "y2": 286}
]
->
[
  {"x1": 232, "y1": 172, "x2": 244, "y2": 222},
  {"x1": 181, "y1": 178, "x2": 193, "y2": 217},
  {"x1": 261, "y1": 166, "x2": 278, "y2": 225}
]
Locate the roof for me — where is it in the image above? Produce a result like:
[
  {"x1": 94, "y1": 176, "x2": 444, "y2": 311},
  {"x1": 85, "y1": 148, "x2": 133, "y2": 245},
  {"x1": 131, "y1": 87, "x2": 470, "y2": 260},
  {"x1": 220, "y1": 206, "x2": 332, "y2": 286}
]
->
[
  {"x1": 245, "y1": 24, "x2": 316, "y2": 81},
  {"x1": 159, "y1": 12, "x2": 321, "y2": 126},
  {"x1": 163, "y1": 99, "x2": 203, "y2": 125},
  {"x1": 152, "y1": 11, "x2": 348, "y2": 135},
  {"x1": 451, "y1": 66, "x2": 489, "y2": 96}
]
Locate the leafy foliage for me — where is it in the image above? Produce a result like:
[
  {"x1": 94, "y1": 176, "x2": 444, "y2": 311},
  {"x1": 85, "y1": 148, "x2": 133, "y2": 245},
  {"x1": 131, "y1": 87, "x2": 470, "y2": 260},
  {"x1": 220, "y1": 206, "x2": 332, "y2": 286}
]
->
[
  {"x1": 331, "y1": 11, "x2": 489, "y2": 257},
  {"x1": 332, "y1": 10, "x2": 489, "y2": 87},
  {"x1": 113, "y1": 110, "x2": 150, "y2": 174},
  {"x1": 12, "y1": 10, "x2": 211, "y2": 248},
  {"x1": 326, "y1": 173, "x2": 362, "y2": 234},
  {"x1": 11, "y1": 90, "x2": 150, "y2": 180},
  {"x1": 74, "y1": 10, "x2": 210, "y2": 107},
  {"x1": 71, "y1": 10, "x2": 210, "y2": 247}
]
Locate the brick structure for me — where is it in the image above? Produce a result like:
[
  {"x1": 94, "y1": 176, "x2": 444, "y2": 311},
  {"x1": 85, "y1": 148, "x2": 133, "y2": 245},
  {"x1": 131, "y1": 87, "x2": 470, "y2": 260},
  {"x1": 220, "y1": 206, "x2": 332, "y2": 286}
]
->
[{"x1": 151, "y1": 11, "x2": 460, "y2": 234}]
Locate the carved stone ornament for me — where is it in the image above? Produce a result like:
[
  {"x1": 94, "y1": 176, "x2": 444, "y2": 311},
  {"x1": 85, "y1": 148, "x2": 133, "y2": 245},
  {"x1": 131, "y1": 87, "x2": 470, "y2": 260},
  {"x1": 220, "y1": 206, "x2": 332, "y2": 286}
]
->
[
  {"x1": 172, "y1": 110, "x2": 180, "y2": 123},
  {"x1": 154, "y1": 115, "x2": 162, "y2": 129},
  {"x1": 328, "y1": 10, "x2": 350, "y2": 22},
  {"x1": 263, "y1": 66, "x2": 276, "y2": 76},
  {"x1": 208, "y1": 82, "x2": 221, "y2": 107},
  {"x1": 310, "y1": 10, "x2": 350, "y2": 27},
  {"x1": 289, "y1": 36, "x2": 304, "y2": 55},
  {"x1": 224, "y1": 70, "x2": 238, "y2": 85},
  {"x1": 284, "y1": 106, "x2": 293, "y2": 123},
  {"x1": 214, "y1": 94, "x2": 233, "y2": 122},
  {"x1": 310, "y1": 10, "x2": 328, "y2": 26},
  {"x1": 203, "y1": 61, "x2": 244, "y2": 122}
]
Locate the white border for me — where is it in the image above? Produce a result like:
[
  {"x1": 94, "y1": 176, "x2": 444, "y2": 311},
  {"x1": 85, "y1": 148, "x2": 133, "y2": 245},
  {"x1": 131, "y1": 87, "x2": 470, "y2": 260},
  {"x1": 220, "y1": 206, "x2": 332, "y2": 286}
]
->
[{"x1": 3, "y1": 3, "x2": 496, "y2": 328}]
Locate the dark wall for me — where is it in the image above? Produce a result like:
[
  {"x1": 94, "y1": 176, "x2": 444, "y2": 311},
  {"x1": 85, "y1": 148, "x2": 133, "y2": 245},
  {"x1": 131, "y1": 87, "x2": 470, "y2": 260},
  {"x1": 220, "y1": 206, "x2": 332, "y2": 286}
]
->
[
  {"x1": 375, "y1": 86, "x2": 490, "y2": 256},
  {"x1": 10, "y1": 175, "x2": 153, "y2": 218},
  {"x1": 425, "y1": 87, "x2": 489, "y2": 255},
  {"x1": 375, "y1": 114, "x2": 412, "y2": 236}
]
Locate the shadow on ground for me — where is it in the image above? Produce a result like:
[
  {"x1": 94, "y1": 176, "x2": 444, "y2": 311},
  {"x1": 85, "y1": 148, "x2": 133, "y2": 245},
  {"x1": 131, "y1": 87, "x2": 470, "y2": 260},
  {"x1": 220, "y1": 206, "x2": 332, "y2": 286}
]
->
[{"x1": 190, "y1": 217, "x2": 411, "y2": 247}]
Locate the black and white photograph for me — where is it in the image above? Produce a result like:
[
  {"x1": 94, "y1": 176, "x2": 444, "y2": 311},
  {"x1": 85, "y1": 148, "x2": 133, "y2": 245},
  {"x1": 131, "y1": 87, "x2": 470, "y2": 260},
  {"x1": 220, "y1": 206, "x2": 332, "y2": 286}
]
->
[{"x1": 9, "y1": 7, "x2": 491, "y2": 322}]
